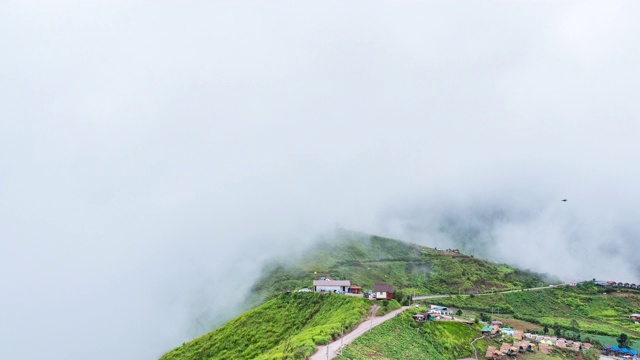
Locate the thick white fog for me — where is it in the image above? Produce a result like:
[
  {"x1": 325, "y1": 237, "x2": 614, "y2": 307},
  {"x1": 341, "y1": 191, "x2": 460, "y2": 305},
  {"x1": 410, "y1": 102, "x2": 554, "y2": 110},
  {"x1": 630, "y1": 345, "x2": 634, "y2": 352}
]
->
[{"x1": 1, "y1": 2, "x2": 639, "y2": 359}]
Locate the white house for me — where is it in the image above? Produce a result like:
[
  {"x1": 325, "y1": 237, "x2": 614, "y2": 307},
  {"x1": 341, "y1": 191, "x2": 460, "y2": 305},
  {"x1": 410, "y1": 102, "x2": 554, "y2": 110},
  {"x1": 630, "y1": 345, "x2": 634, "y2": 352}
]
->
[
  {"x1": 313, "y1": 279, "x2": 351, "y2": 293},
  {"x1": 374, "y1": 283, "x2": 395, "y2": 300},
  {"x1": 429, "y1": 305, "x2": 454, "y2": 315}
]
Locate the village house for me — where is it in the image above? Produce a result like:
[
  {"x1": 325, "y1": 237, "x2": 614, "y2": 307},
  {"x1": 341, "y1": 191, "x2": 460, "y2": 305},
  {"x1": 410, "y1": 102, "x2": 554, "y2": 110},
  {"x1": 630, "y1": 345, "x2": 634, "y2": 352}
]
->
[
  {"x1": 513, "y1": 330, "x2": 524, "y2": 340},
  {"x1": 374, "y1": 283, "x2": 395, "y2": 300},
  {"x1": 413, "y1": 312, "x2": 435, "y2": 322},
  {"x1": 428, "y1": 305, "x2": 454, "y2": 315},
  {"x1": 539, "y1": 343, "x2": 552, "y2": 354},
  {"x1": 500, "y1": 328, "x2": 514, "y2": 337},
  {"x1": 485, "y1": 346, "x2": 502, "y2": 359},
  {"x1": 499, "y1": 343, "x2": 513, "y2": 355},
  {"x1": 313, "y1": 279, "x2": 350, "y2": 293},
  {"x1": 519, "y1": 340, "x2": 533, "y2": 352}
]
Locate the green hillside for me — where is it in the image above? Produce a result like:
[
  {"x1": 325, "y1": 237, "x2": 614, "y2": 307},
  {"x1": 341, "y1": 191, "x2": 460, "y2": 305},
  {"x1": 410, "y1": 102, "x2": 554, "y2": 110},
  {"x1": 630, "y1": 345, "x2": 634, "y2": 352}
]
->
[
  {"x1": 338, "y1": 310, "x2": 494, "y2": 360},
  {"x1": 162, "y1": 232, "x2": 554, "y2": 360},
  {"x1": 430, "y1": 283, "x2": 640, "y2": 340},
  {"x1": 251, "y1": 230, "x2": 549, "y2": 303},
  {"x1": 161, "y1": 293, "x2": 370, "y2": 360}
]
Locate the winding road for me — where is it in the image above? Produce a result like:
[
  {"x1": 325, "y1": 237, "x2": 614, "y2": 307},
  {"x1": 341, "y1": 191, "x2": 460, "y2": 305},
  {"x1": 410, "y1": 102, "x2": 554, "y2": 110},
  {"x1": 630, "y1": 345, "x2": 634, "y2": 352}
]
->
[
  {"x1": 309, "y1": 306, "x2": 409, "y2": 360},
  {"x1": 412, "y1": 284, "x2": 568, "y2": 301}
]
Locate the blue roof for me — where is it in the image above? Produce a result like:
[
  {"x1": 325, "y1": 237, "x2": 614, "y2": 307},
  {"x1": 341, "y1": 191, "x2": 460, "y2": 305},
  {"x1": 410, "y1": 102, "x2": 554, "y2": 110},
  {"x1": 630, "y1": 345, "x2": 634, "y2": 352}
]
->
[
  {"x1": 630, "y1": 350, "x2": 638, "y2": 355},
  {"x1": 612, "y1": 346, "x2": 620, "y2": 351},
  {"x1": 621, "y1": 348, "x2": 629, "y2": 353}
]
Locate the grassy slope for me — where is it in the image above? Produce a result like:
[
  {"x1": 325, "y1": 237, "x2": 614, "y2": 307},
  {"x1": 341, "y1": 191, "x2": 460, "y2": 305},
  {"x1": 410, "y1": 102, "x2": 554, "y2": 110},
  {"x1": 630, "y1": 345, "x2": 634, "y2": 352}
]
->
[
  {"x1": 338, "y1": 310, "x2": 495, "y2": 360},
  {"x1": 161, "y1": 293, "x2": 370, "y2": 360},
  {"x1": 251, "y1": 231, "x2": 549, "y2": 303},
  {"x1": 161, "y1": 232, "x2": 552, "y2": 360},
  {"x1": 430, "y1": 284, "x2": 640, "y2": 339}
]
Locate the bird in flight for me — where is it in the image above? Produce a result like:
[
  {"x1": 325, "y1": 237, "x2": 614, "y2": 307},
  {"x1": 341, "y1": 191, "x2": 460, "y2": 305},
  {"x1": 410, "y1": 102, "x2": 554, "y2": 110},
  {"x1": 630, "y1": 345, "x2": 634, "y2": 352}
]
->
[{"x1": 562, "y1": 199, "x2": 567, "y2": 202}]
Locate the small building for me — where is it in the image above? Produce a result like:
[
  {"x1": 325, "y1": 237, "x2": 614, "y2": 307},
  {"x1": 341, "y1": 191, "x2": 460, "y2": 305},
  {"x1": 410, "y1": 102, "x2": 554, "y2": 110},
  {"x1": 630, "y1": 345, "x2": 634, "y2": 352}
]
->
[
  {"x1": 349, "y1": 285, "x2": 361, "y2": 294},
  {"x1": 413, "y1": 312, "x2": 433, "y2": 322},
  {"x1": 499, "y1": 343, "x2": 512, "y2": 355},
  {"x1": 374, "y1": 283, "x2": 395, "y2": 300},
  {"x1": 429, "y1": 305, "x2": 454, "y2": 315},
  {"x1": 491, "y1": 320, "x2": 503, "y2": 327},
  {"x1": 500, "y1": 328, "x2": 514, "y2": 337},
  {"x1": 520, "y1": 341, "x2": 533, "y2": 352},
  {"x1": 513, "y1": 330, "x2": 524, "y2": 340},
  {"x1": 485, "y1": 346, "x2": 502, "y2": 359},
  {"x1": 313, "y1": 279, "x2": 351, "y2": 293},
  {"x1": 482, "y1": 326, "x2": 493, "y2": 335},
  {"x1": 539, "y1": 343, "x2": 552, "y2": 354}
]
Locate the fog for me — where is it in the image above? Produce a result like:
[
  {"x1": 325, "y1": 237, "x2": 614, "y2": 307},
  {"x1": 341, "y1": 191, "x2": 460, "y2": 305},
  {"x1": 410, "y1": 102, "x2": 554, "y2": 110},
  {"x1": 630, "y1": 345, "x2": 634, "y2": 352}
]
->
[{"x1": 1, "y1": 1, "x2": 639, "y2": 359}]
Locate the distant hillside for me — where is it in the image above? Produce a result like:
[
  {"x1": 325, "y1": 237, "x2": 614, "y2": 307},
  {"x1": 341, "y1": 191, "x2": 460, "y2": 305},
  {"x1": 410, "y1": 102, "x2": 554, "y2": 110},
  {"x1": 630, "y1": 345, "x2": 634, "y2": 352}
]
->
[
  {"x1": 432, "y1": 282, "x2": 640, "y2": 340},
  {"x1": 250, "y1": 230, "x2": 549, "y2": 304},
  {"x1": 161, "y1": 293, "x2": 370, "y2": 360}
]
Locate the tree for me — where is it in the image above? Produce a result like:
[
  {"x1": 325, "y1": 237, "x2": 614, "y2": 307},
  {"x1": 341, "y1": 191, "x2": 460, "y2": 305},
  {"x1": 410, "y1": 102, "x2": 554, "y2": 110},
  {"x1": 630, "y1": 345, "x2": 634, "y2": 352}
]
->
[
  {"x1": 543, "y1": 325, "x2": 549, "y2": 335},
  {"x1": 552, "y1": 322, "x2": 563, "y2": 337},
  {"x1": 479, "y1": 312, "x2": 491, "y2": 322},
  {"x1": 617, "y1": 333, "x2": 633, "y2": 349},
  {"x1": 456, "y1": 309, "x2": 463, "y2": 316}
]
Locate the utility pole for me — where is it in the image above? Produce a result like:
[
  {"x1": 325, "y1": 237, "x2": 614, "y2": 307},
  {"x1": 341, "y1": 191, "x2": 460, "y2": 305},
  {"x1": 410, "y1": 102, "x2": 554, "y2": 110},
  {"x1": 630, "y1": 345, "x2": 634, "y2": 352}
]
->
[
  {"x1": 369, "y1": 316, "x2": 373, "y2": 332},
  {"x1": 326, "y1": 344, "x2": 329, "y2": 360},
  {"x1": 340, "y1": 325, "x2": 344, "y2": 355}
]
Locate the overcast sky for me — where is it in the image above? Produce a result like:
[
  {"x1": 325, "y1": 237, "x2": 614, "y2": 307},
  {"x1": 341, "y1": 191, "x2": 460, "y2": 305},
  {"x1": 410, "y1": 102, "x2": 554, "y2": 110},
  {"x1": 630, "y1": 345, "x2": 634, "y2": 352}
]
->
[{"x1": 2, "y1": 1, "x2": 640, "y2": 359}]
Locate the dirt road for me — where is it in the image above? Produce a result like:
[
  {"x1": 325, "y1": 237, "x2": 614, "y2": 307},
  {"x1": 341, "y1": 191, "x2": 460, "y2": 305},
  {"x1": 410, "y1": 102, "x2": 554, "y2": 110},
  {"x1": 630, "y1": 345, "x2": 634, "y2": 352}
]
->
[
  {"x1": 413, "y1": 284, "x2": 568, "y2": 301},
  {"x1": 309, "y1": 306, "x2": 409, "y2": 360}
]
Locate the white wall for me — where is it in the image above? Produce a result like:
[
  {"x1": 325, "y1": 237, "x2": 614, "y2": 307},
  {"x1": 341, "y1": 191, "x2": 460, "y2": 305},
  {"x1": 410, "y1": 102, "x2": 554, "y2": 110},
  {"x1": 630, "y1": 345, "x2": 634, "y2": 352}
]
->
[{"x1": 315, "y1": 285, "x2": 342, "y2": 292}]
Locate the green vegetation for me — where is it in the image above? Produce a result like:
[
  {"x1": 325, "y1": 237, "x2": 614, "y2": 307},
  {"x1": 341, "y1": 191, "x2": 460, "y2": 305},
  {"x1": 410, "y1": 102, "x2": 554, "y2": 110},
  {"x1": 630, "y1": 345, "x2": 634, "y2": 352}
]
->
[
  {"x1": 376, "y1": 299, "x2": 401, "y2": 316},
  {"x1": 338, "y1": 310, "x2": 493, "y2": 360},
  {"x1": 431, "y1": 284, "x2": 640, "y2": 340},
  {"x1": 161, "y1": 293, "x2": 370, "y2": 360},
  {"x1": 162, "y1": 232, "x2": 639, "y2": 360},
  {"x1": 250, "y1": 230, "x2": 549, "y2": 304}
]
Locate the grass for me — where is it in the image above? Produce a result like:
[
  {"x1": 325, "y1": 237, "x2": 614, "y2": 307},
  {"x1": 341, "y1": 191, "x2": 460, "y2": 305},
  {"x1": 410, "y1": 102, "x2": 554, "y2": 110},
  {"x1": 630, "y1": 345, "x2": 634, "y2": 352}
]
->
[
  {"x1": 337, "y1": 310, "x2": 495, "y2": 360},
  {"x1": 160, "y1": 293, "x2": 370, "y2": 360},
  {"x1": 429, "y1": 283, "x2": 640, "y2": 340},
  {"x1": 250, "y1": 230, "x2": 550, "y2": 304}
]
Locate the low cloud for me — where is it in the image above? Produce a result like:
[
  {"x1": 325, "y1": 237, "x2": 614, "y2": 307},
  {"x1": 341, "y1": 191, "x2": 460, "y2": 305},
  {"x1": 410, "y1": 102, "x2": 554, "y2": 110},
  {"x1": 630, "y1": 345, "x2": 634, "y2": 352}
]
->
[{"x1": 1, "y1": 1, "x2": 639, "y2": 359}]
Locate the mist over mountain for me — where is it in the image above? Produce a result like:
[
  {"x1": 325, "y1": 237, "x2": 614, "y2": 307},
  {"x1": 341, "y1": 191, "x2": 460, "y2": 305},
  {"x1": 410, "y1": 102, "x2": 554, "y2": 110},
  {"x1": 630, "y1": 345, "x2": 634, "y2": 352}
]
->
[
  {"x1": 378, "y1": 178, "x2": 640, "y2": 284},
  {"x1": 1, "y1": 1, "x2": 639, "y2": 360}
]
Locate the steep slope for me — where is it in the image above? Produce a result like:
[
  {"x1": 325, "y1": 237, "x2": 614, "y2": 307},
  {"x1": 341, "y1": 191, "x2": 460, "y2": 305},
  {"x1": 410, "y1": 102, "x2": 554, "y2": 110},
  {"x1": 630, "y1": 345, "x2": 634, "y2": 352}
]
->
[
  {"x1": 161, "y1": 293, "x2": 370, "y2": 360},
  {"x1": 250, "y1": 230, "x2": 549, "y2": 303},
  {"x1": 338, "y1": 310, "x2": 495, "y2": 360}
]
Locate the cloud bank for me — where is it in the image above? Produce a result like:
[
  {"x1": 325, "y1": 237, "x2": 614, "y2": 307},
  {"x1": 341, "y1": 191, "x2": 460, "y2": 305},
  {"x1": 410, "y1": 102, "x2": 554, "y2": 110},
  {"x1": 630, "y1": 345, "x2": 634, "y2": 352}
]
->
[{"x1": 1, "y1": 1, "x2": 639, "y2": 359}]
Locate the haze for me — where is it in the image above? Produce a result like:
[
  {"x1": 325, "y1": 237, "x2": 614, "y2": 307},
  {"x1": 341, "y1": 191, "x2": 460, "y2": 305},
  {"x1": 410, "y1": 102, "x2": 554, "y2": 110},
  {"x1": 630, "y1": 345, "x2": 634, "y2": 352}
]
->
[{"x1": 1, "y1": 2, "x2": 639, "y2": 359}]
